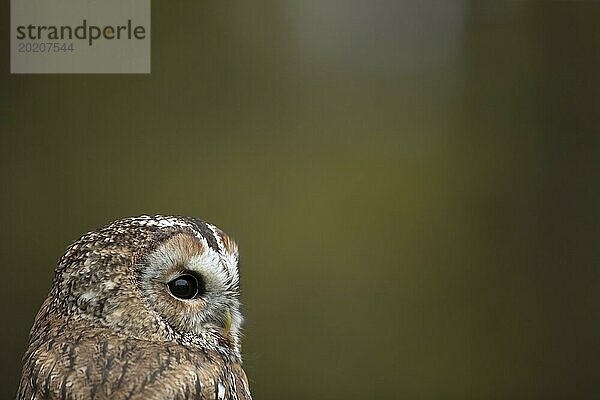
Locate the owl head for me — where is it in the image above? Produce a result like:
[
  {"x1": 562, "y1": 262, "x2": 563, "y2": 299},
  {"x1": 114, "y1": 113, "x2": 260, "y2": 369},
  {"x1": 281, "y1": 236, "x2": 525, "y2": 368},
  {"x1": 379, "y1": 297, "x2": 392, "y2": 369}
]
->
[{"x1": 48, "y1": 215, "x2": 245, "y2": 357}]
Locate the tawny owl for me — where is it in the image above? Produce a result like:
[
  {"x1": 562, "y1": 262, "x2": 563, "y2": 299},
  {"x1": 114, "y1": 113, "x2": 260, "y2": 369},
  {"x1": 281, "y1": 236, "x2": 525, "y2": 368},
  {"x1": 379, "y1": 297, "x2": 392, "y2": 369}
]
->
[{"x1": 17, "y1": 215, "x2": 252, "y2": 400}]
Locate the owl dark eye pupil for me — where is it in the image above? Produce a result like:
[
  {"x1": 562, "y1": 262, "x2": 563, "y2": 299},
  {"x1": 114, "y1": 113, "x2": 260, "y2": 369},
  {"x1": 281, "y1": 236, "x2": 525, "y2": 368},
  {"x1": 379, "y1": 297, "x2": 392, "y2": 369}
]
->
[{"x1": 167, "y1": 274, "x2": 202, "y2": 300}]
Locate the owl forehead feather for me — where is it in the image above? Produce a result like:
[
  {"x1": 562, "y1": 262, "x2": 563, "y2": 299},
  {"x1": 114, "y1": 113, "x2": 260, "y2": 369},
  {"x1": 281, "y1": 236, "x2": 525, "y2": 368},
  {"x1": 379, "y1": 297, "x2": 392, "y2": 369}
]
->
[
  {"x1": 130, "y1": 215, "x2": 231, "y2": 254},
  {"x1": 130, "y1": 216, "x2": 239, "y2": 280},
  {"x1": 59, "y1": 215, "x2": 239, "y2": 280}
]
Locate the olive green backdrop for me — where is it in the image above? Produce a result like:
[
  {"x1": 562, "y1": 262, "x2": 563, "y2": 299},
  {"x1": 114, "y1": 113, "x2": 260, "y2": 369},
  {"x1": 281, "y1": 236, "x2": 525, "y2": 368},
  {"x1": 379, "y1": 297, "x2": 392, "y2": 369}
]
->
[{"x1": 1, "y1": 1, "x2": 598, "y2": 399}]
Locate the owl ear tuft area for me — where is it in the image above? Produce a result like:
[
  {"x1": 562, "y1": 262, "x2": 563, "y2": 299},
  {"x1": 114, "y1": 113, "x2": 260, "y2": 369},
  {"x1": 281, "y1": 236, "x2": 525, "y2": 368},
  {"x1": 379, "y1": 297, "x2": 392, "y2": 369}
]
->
[{"x1": 219, "y1": 232, "x2": 238, "y2": 258}]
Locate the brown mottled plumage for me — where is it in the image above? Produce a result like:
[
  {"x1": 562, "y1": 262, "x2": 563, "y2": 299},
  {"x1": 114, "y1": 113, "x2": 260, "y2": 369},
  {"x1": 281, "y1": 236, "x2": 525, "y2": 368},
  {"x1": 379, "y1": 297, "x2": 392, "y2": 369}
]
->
[{"x1": 18, "y1": 215, "x2": 252, "y2": 400}]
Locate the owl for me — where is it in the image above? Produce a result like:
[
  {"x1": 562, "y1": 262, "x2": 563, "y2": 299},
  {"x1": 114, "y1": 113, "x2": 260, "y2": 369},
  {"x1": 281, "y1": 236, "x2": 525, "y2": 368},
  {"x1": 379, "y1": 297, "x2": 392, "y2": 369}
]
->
[{"x1": 17, "y1": 215, "x2": 252, "y2": 400}]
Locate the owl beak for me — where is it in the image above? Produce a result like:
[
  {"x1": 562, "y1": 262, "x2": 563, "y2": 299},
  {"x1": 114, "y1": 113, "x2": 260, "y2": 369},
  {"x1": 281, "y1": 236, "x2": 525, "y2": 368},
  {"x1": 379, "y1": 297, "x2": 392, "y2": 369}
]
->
[{"x1": 223, "y1": 309, "x2": 233, "y2": 337}]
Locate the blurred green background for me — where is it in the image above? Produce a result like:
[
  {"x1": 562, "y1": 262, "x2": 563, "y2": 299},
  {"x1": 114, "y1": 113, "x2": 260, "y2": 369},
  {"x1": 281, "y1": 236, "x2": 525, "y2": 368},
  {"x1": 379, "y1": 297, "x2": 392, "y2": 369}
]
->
[{"x1": 1, "y1": 1, "x2": 599, "y2": 399}]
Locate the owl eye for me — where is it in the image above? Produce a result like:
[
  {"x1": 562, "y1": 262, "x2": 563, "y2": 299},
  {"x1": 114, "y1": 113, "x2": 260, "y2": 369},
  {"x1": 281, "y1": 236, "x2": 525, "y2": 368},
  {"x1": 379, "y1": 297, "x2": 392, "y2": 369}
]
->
[{"x1": 167, "y1": 274, "x2": 204, "y2": 300}]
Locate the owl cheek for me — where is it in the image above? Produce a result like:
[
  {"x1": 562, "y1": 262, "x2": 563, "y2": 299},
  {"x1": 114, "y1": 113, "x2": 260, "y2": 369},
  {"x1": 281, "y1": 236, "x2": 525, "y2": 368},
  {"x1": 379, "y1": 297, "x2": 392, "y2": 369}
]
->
[
  {"x1": 223, "y1": 309, "x2": 233, "y2": 336},
  {"x1": 160, "y1": 297, "x2": 209, "y2": 331}
]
